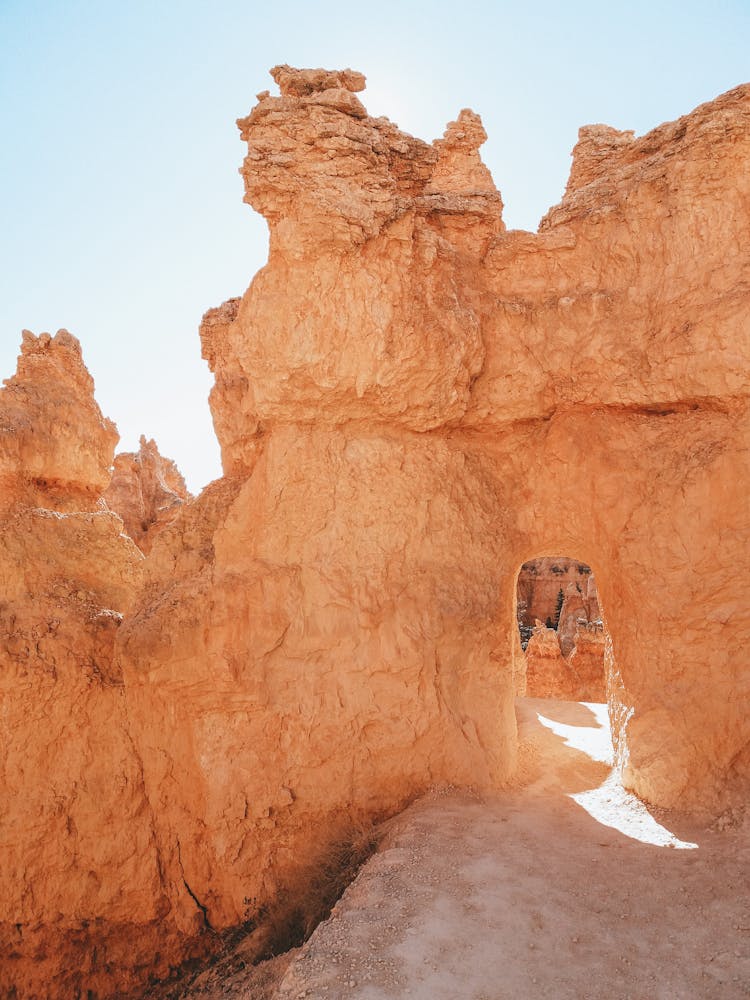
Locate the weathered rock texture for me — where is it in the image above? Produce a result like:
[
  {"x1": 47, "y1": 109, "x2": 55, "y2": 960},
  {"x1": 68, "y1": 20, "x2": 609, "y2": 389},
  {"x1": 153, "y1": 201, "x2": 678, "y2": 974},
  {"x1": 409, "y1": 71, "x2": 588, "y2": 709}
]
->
[
  {"x1": 567, "y1": 621, "x2": 607, "y2": 700},
  {"x1": 525, "y1": 620, "x2": 606, "y2": 701},
  {"x1": 524, "y1": 624, "x2": 571, "y2": 698},
  {"x1": 516, "y1": 557, "x2": 616, "y2": 701},
  {"x1": 104, "y1": 435, "x2": 191, "y2": 553},
  {"x1": 0, "y1": 330, "x2": 117, "y2": 514},
  {"x1": 556, "y1": 573, "x2": 601, "y2": 656},
  {"x1": 3, "y1": 67, "x2": 750, "y2": 999},
  {"x1": 120, "y1": 65, "x2": 750, "y2": 978},
  {"x1": 517, "y1": 559, "x2": 605, "y2": 697},
  {"x1": 0, "y1": 333, "x2": 197, "y2": 998}
]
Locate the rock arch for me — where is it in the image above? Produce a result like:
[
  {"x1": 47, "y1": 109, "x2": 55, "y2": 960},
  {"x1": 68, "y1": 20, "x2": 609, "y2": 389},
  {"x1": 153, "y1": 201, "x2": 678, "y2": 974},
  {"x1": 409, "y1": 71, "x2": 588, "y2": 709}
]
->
[
  {"x1": 118, "y1": 64, "x2": 750, "y2": 962},
  {"x1": 2, "y1": 65, "x2": 748, "y2": 998}
]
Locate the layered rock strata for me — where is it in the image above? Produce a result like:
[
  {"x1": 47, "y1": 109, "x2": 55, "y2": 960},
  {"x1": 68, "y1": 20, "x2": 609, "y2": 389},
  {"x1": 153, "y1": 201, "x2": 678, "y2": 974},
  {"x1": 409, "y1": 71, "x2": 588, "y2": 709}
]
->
[
  {"x1": 567, "y1": 621, "x2": 607, "y2": 700},
  {"x1": 556, "y1": 573, "x2": 601, "y2": 656},
  {"x1": 0, "y1": 330, "x2": 117, "y2": 514},
  {"x1": 516, "y1": 557, "x2": 595, "y2": 634},
  {"x1": 517, "y1": 559, "x2": 605, "y2": 697}
]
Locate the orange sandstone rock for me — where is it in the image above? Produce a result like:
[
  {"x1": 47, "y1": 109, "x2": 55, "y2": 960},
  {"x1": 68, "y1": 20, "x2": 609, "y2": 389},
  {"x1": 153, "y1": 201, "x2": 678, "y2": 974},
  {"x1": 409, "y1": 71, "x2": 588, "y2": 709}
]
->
[
  {"x1": 0, "y1": 330, "x2": 117, "y2": 513},
  {"x1": 525, "y1": 623, "x2": 574, "y2": 699},
  {"x1": 121, "y1": 73, "x2": 750, "y2": 951},
  {"x1": 119, "y1": 426, "x2": 518, "y2": 936},
  {"x1": 3, "y1": 67, "x2": 750, "y2": 1000},
  {"x1": 567, "y1": 621, "x2": 607, "y2": 702},
  {"x1": 516, "y1": 557, "x2": 595, "y2": 634},
  {"x1": 104, "y1": 435, "x2": 191, "y2": 553},
  {"x1": 0, "y1": 333, "x2": 192, "y2": 998},
  {"x1": 116, "y1": 72, "x2": 750, "y2": 972},
  {"x1": 525, "y1": 619, "x2": 606, "y2": 702},
  {"x1": 556, "y1": 574, "x2": 601, "y2": 656},
  {"x1": 269, "y1": 64, "x2": 366, "y2": 97}
]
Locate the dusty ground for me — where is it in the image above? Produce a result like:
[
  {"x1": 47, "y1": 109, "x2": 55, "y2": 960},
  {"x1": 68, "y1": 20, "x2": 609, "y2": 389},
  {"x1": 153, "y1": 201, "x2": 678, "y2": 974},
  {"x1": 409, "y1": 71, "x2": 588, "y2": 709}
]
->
[
  {"x1": 144, "y1": 947, "x2": 297, "y2": 1000},
  {"x1": 155, "y1": 698, "x2": 749, "y2": 999},
  {"x1": 275, "y1": 698, "x2": 750, "y2": 999}
]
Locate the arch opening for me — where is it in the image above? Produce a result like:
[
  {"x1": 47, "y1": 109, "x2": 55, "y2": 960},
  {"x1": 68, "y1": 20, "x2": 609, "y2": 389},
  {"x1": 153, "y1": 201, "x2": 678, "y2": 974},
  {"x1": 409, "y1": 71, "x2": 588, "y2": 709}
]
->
[{"x1": 512, "y1": 556, "x2": 700, "y2": 850}]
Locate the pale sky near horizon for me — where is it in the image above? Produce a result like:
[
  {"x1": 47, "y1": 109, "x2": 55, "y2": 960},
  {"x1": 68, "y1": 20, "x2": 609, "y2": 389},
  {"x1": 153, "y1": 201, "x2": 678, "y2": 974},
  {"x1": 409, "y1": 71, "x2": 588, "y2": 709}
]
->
[{"x1": 1, "y1": 0, "x2": 748, "y2": 491}]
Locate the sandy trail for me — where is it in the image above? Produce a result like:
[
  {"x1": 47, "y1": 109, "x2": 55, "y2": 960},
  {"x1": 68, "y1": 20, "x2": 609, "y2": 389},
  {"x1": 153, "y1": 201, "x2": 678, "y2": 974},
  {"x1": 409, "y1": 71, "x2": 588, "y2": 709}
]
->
[{"x1": 273, "y1": 698, "x2": 750, "y2": 1000}]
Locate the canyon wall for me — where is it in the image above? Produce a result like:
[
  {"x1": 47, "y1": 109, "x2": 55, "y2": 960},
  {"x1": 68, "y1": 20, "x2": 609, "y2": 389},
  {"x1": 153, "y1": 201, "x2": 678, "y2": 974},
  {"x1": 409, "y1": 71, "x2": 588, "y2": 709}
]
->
[
  {"x1": 517, "y1": 559, "x2": 605, "y2": 698},
  {"x1": 525, "y1": 621, "x2": 606, "y2": 701},
  {"x1": 3, "y1": 66, "x2": 749, "y2": 997},
  {"x1": 556, "y1": 573, "x2": 601, "y2": 656}
]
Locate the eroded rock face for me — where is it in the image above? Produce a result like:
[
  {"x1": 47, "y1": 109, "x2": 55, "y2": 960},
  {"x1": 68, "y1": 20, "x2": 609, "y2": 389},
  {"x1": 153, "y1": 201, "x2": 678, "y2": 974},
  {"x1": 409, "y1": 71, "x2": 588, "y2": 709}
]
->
[
  {"x1": 105, "y1": 435, "x2": 191, "y2": 553},
  {"x1": 567, "y1": 621, "x2": 607, "y2": 701},
  {"x1": 0, "y1": 330, "x2": 117, "y2": 513},
  {"x1": 525, "y1": 619, "x2": 606, "y2": 702},
  {"x1": 269, "y1": 63, "x2": 366, "y2": 97},
  {"x1": 556, "y1": 574, "x2": 602, "y2": 657},
  {"x1": 120, "y1": 426, "x2": 518, "y2": 937},
  {"x1": 525, "y1": 624, "x2": 573, "y2": 699},
  {"x1": 5, "y1": 67, "x2": 750, "y2": 999},
  {"x1": 115, "y1": 70, "x2": 750, "y2": 978},
  {"x1": 516, "y1": 560, "x2": 604, "y2": 702},
  {"x1": 0, "y1": 334, "x2": 193, "y2": 998},
  {"x1": 215, "y1": 70, "x2": 502, "y2": 447},
  {"x1": 517, "y1": 559, "x2": 606, "y2": 698}
]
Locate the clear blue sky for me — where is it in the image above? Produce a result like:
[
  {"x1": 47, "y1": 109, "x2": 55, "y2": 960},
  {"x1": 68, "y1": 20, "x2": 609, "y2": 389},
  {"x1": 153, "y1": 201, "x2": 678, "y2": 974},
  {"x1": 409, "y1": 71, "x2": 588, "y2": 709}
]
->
[{"x1": 1, "y1": 0, "x2": 748, "y2": 491}]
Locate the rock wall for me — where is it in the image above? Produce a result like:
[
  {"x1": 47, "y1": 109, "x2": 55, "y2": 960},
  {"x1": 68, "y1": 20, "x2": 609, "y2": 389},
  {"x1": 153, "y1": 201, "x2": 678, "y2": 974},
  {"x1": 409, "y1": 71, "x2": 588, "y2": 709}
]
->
[
  {"x1": 524, "y1": 624, "x2": 572, "y2": 699},
  {"x1": 119, "y1": 426, "x2": 519, "y2": 938},
  {"x1": 556, "y1": 573, "x2": 601, "y2": 656},
  {"x1": 3, "y1": 66, "x2": 750, "y2": 998},
  {"x1": 517, "y1": 560, "x2": 605, "y2": 695},
  {"x1": 0, "y1": 330, "x2": 117, "y2": 514},
  {"x1": 567, "y1": 621, "x2": 607, "y2": 701}
]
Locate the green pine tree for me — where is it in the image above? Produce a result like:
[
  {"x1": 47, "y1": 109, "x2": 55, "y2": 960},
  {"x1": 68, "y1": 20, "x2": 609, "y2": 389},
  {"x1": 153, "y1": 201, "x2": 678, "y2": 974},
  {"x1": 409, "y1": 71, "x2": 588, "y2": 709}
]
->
[{"x1": 554, "y1": 588, "x2": 565, "y2": 628}]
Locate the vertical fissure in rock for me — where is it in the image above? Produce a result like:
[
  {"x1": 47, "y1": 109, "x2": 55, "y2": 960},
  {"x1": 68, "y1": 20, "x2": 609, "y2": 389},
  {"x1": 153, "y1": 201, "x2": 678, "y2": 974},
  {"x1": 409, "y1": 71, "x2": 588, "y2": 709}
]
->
[{"x1": 176, "y1": 839, "x2": 214, "y2": 932}]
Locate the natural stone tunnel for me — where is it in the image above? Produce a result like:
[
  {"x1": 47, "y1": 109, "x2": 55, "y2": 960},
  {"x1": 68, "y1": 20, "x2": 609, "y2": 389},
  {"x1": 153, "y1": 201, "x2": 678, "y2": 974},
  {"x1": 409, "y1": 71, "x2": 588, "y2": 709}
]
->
[{"x1": 1, "y1": 65, "x2": 748, "y2": 999}]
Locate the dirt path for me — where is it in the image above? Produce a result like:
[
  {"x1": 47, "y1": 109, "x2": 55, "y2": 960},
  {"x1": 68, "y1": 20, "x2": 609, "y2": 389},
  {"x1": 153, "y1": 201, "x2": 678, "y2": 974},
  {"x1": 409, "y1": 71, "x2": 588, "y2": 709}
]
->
[{"x1": 273, "y1": 698, "x2": 750, "y2": 1000}]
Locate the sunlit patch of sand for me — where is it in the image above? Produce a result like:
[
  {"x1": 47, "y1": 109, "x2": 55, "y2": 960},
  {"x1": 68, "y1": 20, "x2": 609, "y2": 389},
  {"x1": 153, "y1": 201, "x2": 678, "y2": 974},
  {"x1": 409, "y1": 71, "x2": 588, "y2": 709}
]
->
[{"x1": 536, "y1": 702, "x2": 698, "y2": 849}]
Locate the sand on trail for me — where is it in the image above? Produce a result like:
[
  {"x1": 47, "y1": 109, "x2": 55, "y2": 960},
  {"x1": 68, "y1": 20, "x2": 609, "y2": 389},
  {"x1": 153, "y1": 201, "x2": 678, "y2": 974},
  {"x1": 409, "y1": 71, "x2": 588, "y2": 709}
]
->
[{"x1": 272, "y1": 697, "x2": 750, "y2": 1000}]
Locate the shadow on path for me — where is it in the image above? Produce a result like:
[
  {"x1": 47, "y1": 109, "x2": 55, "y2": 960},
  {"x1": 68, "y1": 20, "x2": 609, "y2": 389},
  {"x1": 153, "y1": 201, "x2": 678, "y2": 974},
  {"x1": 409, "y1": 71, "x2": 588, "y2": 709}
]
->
[{"x1": 274, "y1": 697, "x2": 750, "y2": 1000}]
